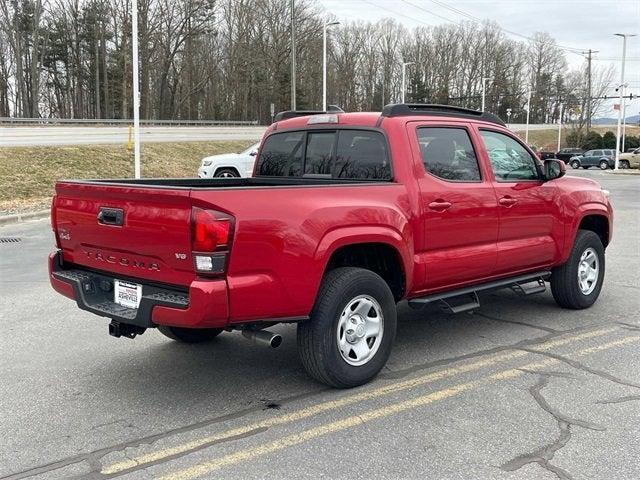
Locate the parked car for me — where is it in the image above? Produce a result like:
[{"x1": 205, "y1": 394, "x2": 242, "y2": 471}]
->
[
  {"x1": 197, "y1": 142, "x2": 260, "y2": 178},
  {"x1": 618, "y1": 147, "x2": 640, "y2": 169},
  {"x1": 538, "y1": 150, "x2": 556, "y2": 160},
  {"x1": 569, "y1": 149, "x2": 616, "y2": 170},
  {"x1": 49, "y1": 104, "x2": 612, "y2": 388},
  {"x1": 556, "y1": 147, "x2": 584, "y2": 163}
]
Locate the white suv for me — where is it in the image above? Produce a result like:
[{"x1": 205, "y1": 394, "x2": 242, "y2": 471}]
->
[{"x1": 197, "y1": 142, "x2": 260, "y2": 178}]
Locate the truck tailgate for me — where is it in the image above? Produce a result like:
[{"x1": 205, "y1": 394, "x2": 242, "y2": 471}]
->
[{"x1": 54, "y1": 181, "x2": 195, "y2": 286}]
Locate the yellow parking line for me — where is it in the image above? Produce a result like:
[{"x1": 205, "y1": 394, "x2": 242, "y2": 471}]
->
[
  {"x1": 101, "y1": 327, "x2": 616, "y2": 474},
  {"x1": 159, "y1": 334, "x2": 638, "y2": 480},
  {"x1": 101, "y1": 326, "x2": 616, "y2": 475}
]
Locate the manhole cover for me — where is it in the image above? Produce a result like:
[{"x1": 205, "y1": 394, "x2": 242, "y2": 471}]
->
[{"x1": 0, "y1": 237, "x2": 21, "y2": 244}]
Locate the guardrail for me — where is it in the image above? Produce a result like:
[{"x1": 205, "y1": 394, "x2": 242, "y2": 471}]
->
[{"x1": 0, "y1": 117, "x2": 260, "y2": 126}]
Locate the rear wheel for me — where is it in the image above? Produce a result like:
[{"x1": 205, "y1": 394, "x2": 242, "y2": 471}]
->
[
  {"x1": 550, "y1": 230, "x2": 605, "y2": 309},
  {"x1": 157, "y1": 326, "x2": 223, "y2": 343},
  {"x1": 214, "y1": 168, "x2": 240, "y2": 178},
  {"x1": 599, "y1": 160, "x2": 609, "y2": 170},
  {"x1": 570, "y1": 160, "x2": 580, "y2": 169},
  {"x1": 620, "y1": 160, "x2": 630, "y2": 169},
  {"x1": 297, "y1": 267, "x2": 397, "y2": 388}
]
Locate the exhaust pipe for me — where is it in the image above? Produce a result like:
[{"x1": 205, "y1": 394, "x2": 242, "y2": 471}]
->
[{"x1": 242, "y1": 328, "x2": 282, "y2": 348}]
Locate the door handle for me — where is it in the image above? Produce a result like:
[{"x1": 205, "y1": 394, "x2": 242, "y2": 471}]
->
[
  {"x1": 97, "y1": 207, "x2": 124, "y2": 226},
  {"x1": 428, "y1": 200, "x2": 452, "y2": 211},
  {"x1": 499, "y1": 196, "x2": 517, "y2": 207}
]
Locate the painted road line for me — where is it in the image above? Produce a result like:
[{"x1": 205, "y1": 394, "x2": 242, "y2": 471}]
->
[
  {"x1": 159, "y1": 335, "x2": 639, "y2": 480},
  {"x1": 101, "y1": 326, "x2": 616, "y2": 475}
]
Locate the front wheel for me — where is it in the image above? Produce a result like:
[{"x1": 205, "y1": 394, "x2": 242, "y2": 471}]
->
[
  {"x1": 620, "y1": 160, "x2": 630, "y2": 169},
  {"x1": 550, "y1": 230, "x2": 605, "y2": 309},
  {"x1": 157, "y1": 326, "x2": 223, "y2": 343},
  {"x1": 297, "y1": 267, "x2": 397, "y2": 388},
  {"x1": 570, "y1": 160, "x2": 580, "y2": 169},
  {"x1": 599, "y1": 160, "x2": 609, "y2": 170}
]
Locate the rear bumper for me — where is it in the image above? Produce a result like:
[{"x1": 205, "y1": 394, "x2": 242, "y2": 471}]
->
[{"x1": 49, "y1": 250, "x2": 229, "y2": 328}]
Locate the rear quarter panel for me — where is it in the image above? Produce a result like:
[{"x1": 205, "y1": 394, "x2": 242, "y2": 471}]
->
[{"x1": 190, "y1": 184, "x2": 414, "y2": 322}]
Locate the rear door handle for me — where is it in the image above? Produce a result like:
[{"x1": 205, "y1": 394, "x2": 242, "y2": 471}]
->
[
  {"x1": 499, "y1": 196, "x2": 517, "y2": 207},
  {"x1": 428, "y1": 200, "x2": 452, "y2": 211}
]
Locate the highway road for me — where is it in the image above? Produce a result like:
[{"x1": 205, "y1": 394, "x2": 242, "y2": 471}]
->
[
  {"x1": 1, "y1": 169, "x2": 639, "y2": 480},
  {"x1": 0, "y1": 126, "x2": 267, "y2": 146},
  {"x1": 0, "y1": 123, "x2": 561, "y2": 147}
]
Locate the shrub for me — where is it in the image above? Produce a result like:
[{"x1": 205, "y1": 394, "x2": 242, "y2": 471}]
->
[
  {"x1": 581, "y1": 131, "x2": 603, "y2": 150},
  {"x1": 602, "y1": 131, "x2": 616, "y2": 149}
]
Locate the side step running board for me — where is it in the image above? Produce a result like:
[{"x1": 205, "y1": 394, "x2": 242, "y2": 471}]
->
[{"x1": 408, "y1": 270, "x2": 551, "y2": 314}]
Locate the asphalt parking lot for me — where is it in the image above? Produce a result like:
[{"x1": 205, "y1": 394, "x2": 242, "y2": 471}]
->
[{"x1": 1, "y1": 169, "x2": 638, "y2": 480}]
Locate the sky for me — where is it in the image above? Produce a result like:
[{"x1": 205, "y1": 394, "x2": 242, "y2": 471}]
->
[{"x1": 317, "y1": 0, "x2": 640, "y2": 119}]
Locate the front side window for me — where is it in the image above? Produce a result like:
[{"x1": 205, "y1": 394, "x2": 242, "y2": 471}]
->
[
  {"x1": 256, "y1": 132, "x2": 304, "y2": 176},
  {"x1": 417, "y1": 127, "x2": 481, "y2": 181},
  {"x1": 479, "y1": 130, "x2": 540, "y2": 181}
]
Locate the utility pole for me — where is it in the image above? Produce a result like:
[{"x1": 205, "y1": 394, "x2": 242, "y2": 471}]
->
[
  {"x1": 322, "y1": 18, "x2": 340, "y2": 111},
  {"x1": 131, "y1": 0, "x2": 141, "y2": 179},
  {"x1": 585, "y1": 49, "x2": 598, "y2": 133},
  {"x1": 290, "y1": 0, "x2": 296, "y2": 111},
  {"x1": 557, "y1": 103, "x2": 563, "y2": 152},
  {"x1": 614, "y1": 33, "x2": 636, "y2": 170},
  {"x1": 525, "y1": 89, "x2": 531, "y2": 144},
  {"x1": 481, "y1": 77, "x2": 491, "y2": 111}
]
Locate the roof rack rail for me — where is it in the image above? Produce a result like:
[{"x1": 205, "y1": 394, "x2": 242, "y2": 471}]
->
[
  {"x1": 380, "y1": 103, "x2": 505, "y2": 127},
  {"x1": 274, "y1": 105, "x2": 344, "y2": 122}
]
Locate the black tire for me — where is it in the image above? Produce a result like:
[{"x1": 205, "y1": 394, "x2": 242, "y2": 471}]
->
[
  {"x1": 550, "y1": 230, "x2": 605, "y2": 309},
  {"x1": 570, "y1": 160, "x2": 580, "y2": 169},
  {"x1": 214, "y1": 168, "x2": 240, "y2": 178},
  {"x1": 297, "y1": 267, "x2": 397, "y2": 388},
  {"x1": 157, "y1": 325, "x2": 223, "y2": 343},
  {"x1": 620, "y1": 160, "x2": 630, "y2": 169},
  {"x1": 599, "y1": 160, "x2": 609, "y2": 170}
]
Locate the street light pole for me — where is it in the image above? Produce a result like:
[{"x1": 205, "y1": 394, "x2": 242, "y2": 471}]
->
[
  {"x1": 401, "y1": 61, "x2": 414, "y2": 103},
  {"x1": 131, "y1": 0, "x2": 141, "y2": 179},
  {"x1": 290, "y1": 0, "x2": 296, "y2": 110},
  {"x1": 525, "y1": 89, "x2": 531, "y2": 144},
  {"x1": 322, "y1": 19, "x2": 340, "y2": 111},
  {"x1": 557, "y1": 103, "x2": 563, "y2": 152},
  {"x1": 481, "y1": 77, "x2": 491, "y2": 111},
  {"x1": 614, "y1": 33, "x2": 636, "y2": 170}
]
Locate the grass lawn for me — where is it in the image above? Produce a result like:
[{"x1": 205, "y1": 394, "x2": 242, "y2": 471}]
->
[
  {"x1": 514, "y1": 126, "x2": 640, "y2": 150},
  {"x1": 0, "y1": 140, "x2": 252, "y2": 214}
]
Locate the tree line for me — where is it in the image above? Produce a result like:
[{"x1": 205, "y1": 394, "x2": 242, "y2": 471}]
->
[{"x1": 0, "y1": 0, "x2": 613, "y2": 131}]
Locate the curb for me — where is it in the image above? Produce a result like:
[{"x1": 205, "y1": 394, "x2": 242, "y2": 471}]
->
[
  {"x1": 0, "y1": 209, "x2": 50, "y2": 226},
  {"x1": 607, "y1": 170, "x2": 640, "y2": 176}
]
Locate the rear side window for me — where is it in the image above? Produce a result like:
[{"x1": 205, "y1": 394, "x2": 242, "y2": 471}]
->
[
  {"x1": 256, "y1": 132, "x2": 304, "y2": 176},
  {"x1": 258, "y1": 129, "x2": 391, "y2": 180},
  {"x1": 418, "y1": 127, "x2": 481, "y2": 181},
  {"x1": 333, "y1": 130, "x2": 390, "y2": 180}
]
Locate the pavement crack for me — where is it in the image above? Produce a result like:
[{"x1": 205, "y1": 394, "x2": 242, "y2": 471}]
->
[
  {"x1": 596, "y1": 394, "x2": 640, "y2": 405},
  {"x1": 616, "y1": 321, "x2": 640, "y2": 331},
  {"x1": 500, "y1": 374, "x2": 597, "y2": 480},
  {"x1": 520, "y1": 347, "x2": 640, "y2": 390},
  {"x1": 518, "y1": 368, "x2": 578, "y2": 380},
  {"x1": 474, "y1": 312, "x2": 558, "y2": 333}
]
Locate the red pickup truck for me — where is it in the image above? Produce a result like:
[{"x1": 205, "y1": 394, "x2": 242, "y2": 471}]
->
[{"x1": 49, "y1": 104, "x2": 613, "y2": 388}]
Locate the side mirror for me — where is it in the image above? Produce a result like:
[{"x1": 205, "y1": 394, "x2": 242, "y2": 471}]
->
[
  {"x1": 544, "y1": 158, "x2": 565, "y2": 180},
  {"x1": 249, "y1": 150, "x2": 258, "y2": 157}
]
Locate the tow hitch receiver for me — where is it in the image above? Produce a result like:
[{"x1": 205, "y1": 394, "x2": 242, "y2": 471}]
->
[{"x1": 109, "y1": 321, "x2": 146, "y2": 339}]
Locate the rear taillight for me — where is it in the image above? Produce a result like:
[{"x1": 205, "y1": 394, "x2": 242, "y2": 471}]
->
[{"x1": 191, "y1": 207, "x2": 234, "y2": 275}]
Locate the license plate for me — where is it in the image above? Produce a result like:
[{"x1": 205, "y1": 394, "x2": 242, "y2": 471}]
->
[{"x1": 114, "y1": 280, "x2": 142, "y2": 309}]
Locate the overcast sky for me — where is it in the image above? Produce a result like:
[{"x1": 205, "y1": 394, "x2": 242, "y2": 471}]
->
[{"x1": 318, "y1": 0, "x2": 640, "y2": 118}]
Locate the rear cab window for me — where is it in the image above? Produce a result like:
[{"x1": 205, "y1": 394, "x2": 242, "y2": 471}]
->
[{"x1": 257, "y1": 129, "x2": 391, "y2": 180}]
